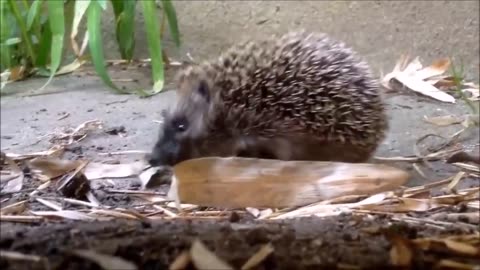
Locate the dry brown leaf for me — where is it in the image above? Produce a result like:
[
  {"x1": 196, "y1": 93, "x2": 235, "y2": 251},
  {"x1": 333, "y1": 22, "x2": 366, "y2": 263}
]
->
[
  {"x1": 71, "y1": 250, "x2": 137, "y2": 270},
  {"x1": 423, "y1": 114, "x2": 464, "y2": 126},
  {"x1": 0, "y1": 200, "x2": 27, "y2": 215},
  {"x1": 389, "y1": 236, "x2": 413, "y2": 267},
  {"x1": 436, "y1": 259, "x2": 479, "y2": 270},
  {"x1": 169, "y1": 250, "x2": 191, "y2": 270},
  {"x1": 30, "y1": 210, "x2": 95, "y2": 221},
  {"x1": 443, "y1": 240, "x2": 479, "y2": 256},
  {"x1": 84, "y1": 161, "x2": 148, "y2": 180},
  {"x1": 241, "y1": 243, "x2": 274, "y2": 270},
  {"x1": 27, "y1": 157, "x2": 84, "y2": 181},
  {"x1": 170, "y1": 157, "x2": 410, "y2": 208},
  {"x1": 414, "y1": 58, "x2": 451, "y2": 80},
  {"x1": 190, "y1": 239, "x2": 234, "y2": 270}
]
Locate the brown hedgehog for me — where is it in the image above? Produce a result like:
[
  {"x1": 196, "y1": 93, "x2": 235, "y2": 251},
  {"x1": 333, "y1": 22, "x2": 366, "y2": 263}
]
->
[{"x1": 148, "y1": 31, "x2": 388, "y2": 166}]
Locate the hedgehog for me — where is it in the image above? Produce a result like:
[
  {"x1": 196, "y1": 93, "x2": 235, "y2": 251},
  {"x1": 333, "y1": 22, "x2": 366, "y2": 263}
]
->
[{"x1": 148, "y1": 31, "x2": 388, "y2": 167}]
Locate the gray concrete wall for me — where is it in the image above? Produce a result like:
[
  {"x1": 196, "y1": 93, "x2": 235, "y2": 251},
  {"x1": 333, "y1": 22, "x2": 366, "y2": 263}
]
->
[{"x1": 101, "y1": 0, "x2": 479, "y2": 81}]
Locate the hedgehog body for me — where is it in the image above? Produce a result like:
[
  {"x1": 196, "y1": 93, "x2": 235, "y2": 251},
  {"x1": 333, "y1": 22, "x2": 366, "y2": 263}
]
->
[{"x1": 149, "y1": 31, "x2": 388, "y2": 166}]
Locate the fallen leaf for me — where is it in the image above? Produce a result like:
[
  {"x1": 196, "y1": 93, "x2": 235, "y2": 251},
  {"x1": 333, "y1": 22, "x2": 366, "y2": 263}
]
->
[
  {"x1": 190, "y1": 239, "x2": 234, "y2": 270},
  {"x1": 423, "y1": 114, "x2": 464, "y2": 126},
  {"x1": 444, "y1": 240, "x2": 479, "y2": 256},
  {"x1": 414, "y1": 58, "x2": 451, "y2": 81},
  {"x1": 0, "y1": 200, "x2": 27, "y2": 215},
  {"x1": 170, "y1": 157, "x2": 410, "y2": 208},
  {"x1": 84, "y1": 161, "x2": 148, "y2": 180},
  {"x1": 389, "y1": 235, "x2": 413, "y2": 267},
  {"x1": 169, "y1": 250, "x2": 191, "y2": 270},
  {"x1": 446, "y1": 151, "x2": 480, "y2": 165},
  {"x1": 27, "y1": 157, "x2": 84, "y2": 181},
  {"x1": 241, "y1": 243, "x2": 274, "y2": 270},
  {"x1": 395, "y1": 72, "x2": 456, "y2": 103},
  {"x1": 382, "y1": 56, "x2": 456, "y2": 103},
  {"x1": 0, "y1": 154, "x2": 24, "y2": 193},
  {"x1": 436, "y1": 259, "x2": 479, "y2": 270},
  {"x1": 71, "y1": 249, "x2": 137, "y2": 270}
]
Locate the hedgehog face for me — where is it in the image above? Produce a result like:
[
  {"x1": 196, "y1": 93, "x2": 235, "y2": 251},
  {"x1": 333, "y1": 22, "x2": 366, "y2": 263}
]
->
[{"x1": 148, "y1": 79, "x2": 212, "y2": 167}]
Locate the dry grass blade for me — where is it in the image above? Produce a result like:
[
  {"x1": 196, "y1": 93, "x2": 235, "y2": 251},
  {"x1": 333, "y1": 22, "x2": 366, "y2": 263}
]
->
[
  {"x1": 423, "y1": 114, "x2": 465, "y2": 126},
  {"x1": 30, "y1": 210, "x2": 95, "y2": 221},
  {"x1": 0, "y1": 200, "x2": 27, "y2": 215},
  {"x1": 241, "y1": 243, "x2": 274, "y2": 270},
  {"x1": 270, "y1": 192, "x2": 392, "y2": 219},
  {"x1": 71, "y1": 249, "x2": 138, "y2": 270},
  {"x1": 89, "y1": 209, "x2": 140, "y2": 220},
  {"x1": 190, "y1": 239, "x2": 234, "y2": 270},
  {"x1": 49, "y1": 119, "x2": 103, "y2": 146},
  {"x1": 35, "y1": 198, "x2": 63, "y2": 211},
  {"x1": 0, "y1": 215, "x2": 44, "y2": 222},
  {"x1": 84, "y1": 161, "x2": 148, "y2": 180},
  {"x1": 171, "y1": 157, "x2": 409, "y2": 208},
  {"x1": 5, "y1": 145, "x2": 64, "y2": 161},
  {"x1": 0, "y1": 250, "x2": 45, "y2": 262}
]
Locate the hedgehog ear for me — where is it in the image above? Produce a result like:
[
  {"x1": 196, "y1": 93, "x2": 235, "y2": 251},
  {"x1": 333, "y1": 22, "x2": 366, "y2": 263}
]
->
[{"x1": 196, "y1": 80, "x2": 210, "y2": 103}]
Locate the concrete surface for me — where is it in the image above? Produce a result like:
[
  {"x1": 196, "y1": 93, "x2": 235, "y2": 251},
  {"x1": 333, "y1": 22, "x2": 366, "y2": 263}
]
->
[
  {"x1": 100, "y1": 0, "x2": 479, "y2": 81},
  {"x1": 1, "y1": 1, "x2": 479, "y2": 188}
]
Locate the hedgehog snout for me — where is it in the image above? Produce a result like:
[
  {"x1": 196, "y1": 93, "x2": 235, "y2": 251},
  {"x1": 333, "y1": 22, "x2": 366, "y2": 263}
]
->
[{"x1": 148, "y1": 140, "x2": 179, "y2": 167}]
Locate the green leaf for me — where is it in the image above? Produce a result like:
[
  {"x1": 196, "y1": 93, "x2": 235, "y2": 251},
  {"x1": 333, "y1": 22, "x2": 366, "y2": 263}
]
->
[
  {"x1": 161, "y1": 0, "x2": 180, "y2": 47},
  {"x1": 35, "y1": 24, "x2": 51, "y2": 67},
  {"x1": 115, "y1": 0, "x2": 136, "y2": 60},
  {"x1": 110, "y1": 0, "x2": 124, "y2": 17},
  {"x1": 7, "y1": 0, "x2": 36, "y2": 65},
  {"x1": 140, "y1": 0, "x2": 165, "y2": 96},
  {"x1": 87, "y1": 1, "x2": 129, "y2": 94},
  {"x1": 26, "y1": 0, "x2": 42, "y2": 31},
  {"x1": 38, "y1": 0, "x2": 65, "y2": 91}
]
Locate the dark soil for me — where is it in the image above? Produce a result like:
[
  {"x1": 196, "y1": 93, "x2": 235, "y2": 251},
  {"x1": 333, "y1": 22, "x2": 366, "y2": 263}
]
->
[{"x1": 1, "y1": 214, "x2": 479, "y2": 270}]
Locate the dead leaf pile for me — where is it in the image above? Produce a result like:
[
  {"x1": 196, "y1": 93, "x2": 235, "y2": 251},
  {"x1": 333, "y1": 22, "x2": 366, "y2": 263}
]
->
[{"x1": 381, "y1": 56, "x2": 480, "y2": 103}]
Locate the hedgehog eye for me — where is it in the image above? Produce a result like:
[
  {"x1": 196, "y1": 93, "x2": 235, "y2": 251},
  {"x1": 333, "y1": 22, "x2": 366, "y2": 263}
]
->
[{"x1": 172, "y1": 116, "x2": 189, "y2": 133}]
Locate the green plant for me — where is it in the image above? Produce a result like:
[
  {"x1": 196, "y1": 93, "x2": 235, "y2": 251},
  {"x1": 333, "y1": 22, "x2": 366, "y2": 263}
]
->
[
  {"x1": 0, "y1": 0, "x2": 181, "y2": 96},
  {"x1": 449, "y1": 58, "x2": 479, "y2": 117}
]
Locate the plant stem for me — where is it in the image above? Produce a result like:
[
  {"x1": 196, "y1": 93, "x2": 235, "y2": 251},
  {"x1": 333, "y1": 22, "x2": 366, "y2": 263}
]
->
[{"x1": 7, "y1": 0, "x2": 36, "y2": 65}]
